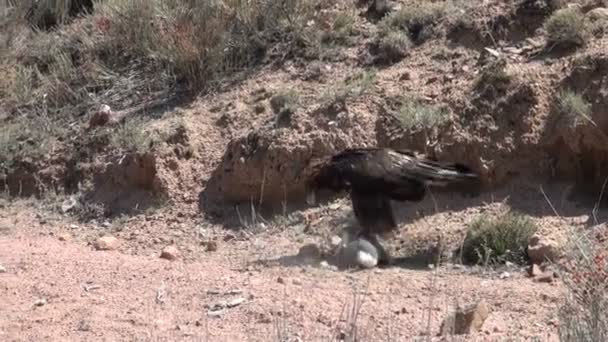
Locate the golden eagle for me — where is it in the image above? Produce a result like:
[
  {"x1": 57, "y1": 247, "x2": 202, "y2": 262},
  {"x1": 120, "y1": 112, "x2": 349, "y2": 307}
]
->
[{"x1": 305, "y1": 147, "x2": 480, "y2": 264}]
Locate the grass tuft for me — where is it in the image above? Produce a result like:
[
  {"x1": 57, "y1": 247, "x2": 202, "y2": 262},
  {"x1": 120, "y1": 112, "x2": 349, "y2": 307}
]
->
[
  {"x1": 395, "y1": 99, "x2": 450, "y2": 130},
  {"x1": 555, "y1": 89, "x2": 593, "y2": 126}
]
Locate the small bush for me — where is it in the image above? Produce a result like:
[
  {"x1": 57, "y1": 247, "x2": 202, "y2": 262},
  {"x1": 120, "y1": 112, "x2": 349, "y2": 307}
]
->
[
  {"x1": 544, "y1": 7, "x2": 588, "y2": 48},
  {"x1": 378, "y1": 2, "x2": 448, "y2": 44},
  {"x1": 558, "y1": 227, "x2": 608, "y2": 341},
  {"x1": 460, "y1": 211, "x2": 538, "y2": 266},
  {"x1": 321, "y1": 11, "x2": 357, "y2": 45},
  {"x1": 376, "y1": 30, "x2": 412, "y2": 63},
  {"x1": 395, "y1": 99, "x2": 450, "y2": 130},
  {"x1": 556, "y1": 89, "x2": 593, "y2": 125}
]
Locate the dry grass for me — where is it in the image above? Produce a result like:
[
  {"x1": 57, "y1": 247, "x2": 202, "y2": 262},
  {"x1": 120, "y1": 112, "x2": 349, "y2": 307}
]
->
[
  {"x1": 558, "y1": 225, "x2": 608, "y2": 341},
  {"x1": 395, "y1": 98, "x2": 450, "y2": 130}
]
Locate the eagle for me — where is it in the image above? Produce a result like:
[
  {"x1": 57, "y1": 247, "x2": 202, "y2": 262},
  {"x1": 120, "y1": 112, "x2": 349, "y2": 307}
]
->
[{"x1": 304, "y1": 147, "x2": 480, "y2": 265}]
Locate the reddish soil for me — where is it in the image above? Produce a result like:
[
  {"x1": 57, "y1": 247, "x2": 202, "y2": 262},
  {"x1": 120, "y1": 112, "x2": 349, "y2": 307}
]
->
[{"x1": 3, "y1": 0, "x2": 608, "y2": 341}]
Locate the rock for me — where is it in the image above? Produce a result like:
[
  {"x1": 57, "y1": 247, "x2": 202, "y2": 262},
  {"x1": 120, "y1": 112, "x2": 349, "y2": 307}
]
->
[
  {"x1": 0, "y1": 265, "x2": 6, "y2": 273},
  {"x1": 58, "y1": 233, "x2": 72, "y2": 242},
  {"x1": 160, "y1": 245, "x2": 180, "y2": 261},
  {"x1": 499, "y1": 271, "x2": 511, "y2": 279},
  {"x1": 205, "y1": 241, "x2": 218, "y2": 252},
  {"x1": 330, "y1": 235, "x2": 342, "y2": 249},
  {"x1": 34, "y1": 299, "x2": 47, "y2": 307},
  {"x1": 440, "y1": 300, "x2": 490, "y2": 335},
  {"x1": 534, "y1": 272, "x2": 555, "y2": 283},
  {"x1": 226, "y1": 297, "x2": 245, "y2": 308},
  {"x1": 527, "y1": 234, "x2": 559, "y2": 264},
  {"x1": 297, "y1": 244, "x2": 321, "y2": 260},
  {"x1": 93, "y1": 236, "x2": 120, "y2": 251},
  {"x1": 277, "y1": 276, "x2": 285, "y2": 284},
  {"x1": 586, "y1": 8, "x2": 608, "y2": 21},
  {"x1": 61, "y1": 196, "x2": 78, "y2": 213}
]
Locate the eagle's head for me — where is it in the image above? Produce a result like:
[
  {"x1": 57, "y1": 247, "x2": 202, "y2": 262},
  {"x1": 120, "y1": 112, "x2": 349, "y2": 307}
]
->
[{"x1": 303, "y1": 156, "x2": 348, "y2": 205}]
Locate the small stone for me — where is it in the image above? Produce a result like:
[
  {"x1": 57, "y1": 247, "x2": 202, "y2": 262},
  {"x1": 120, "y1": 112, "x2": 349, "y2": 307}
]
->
[
  {"x1": 58, "y1": 233, "x2": 72, "y2": 242},
  {"x1": 440, "y1": 300, "x2": 490, "y2": 335},
  {"x1": 61, "y1": 196, "x2": 78, "y2": 213},
  {"x1": 534, "y1": 272, "x2": 554, "y2": 283},
  {"x1": 93, "y1": 236, "x2": 120, "y2": 251},
  {"x1": 292, "y1": 279, "x2": 302, "y2": 286},
  {"x1": 34, "y1": 299, "x2": 47, "y2": 307},
  {"x1": 277, "y1": 277, "x2": 285, "y2": 284},
  {"x1": 207, "y1": 309, "x2": 224, "y2": 317},
  {"x1": 499, "y1": 271, "x2": 510, "y2": 279},
  {"x1": 205, "y1": 241, "x2": 218, "y2": 252},
  {"x1": 298, "y1": 243, "x2": 321, "y2": 260},
  {"x1": 0, "y1": 265, "x2": 6, "y2": 273},
  {"x1": 330, "y1": 236, "x2": 342, "y2": 248},
  {"x1": 160, "y1": 246, "x2": 180, "y2": 261},
  {"x1": 226, "y1": 297, "x2": 245, "y2": 308}
]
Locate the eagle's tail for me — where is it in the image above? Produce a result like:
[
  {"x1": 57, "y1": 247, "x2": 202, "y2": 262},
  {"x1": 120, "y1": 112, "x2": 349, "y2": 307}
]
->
[{"x1": 389, "y1": 150, "x2": 479, "y2": 187}]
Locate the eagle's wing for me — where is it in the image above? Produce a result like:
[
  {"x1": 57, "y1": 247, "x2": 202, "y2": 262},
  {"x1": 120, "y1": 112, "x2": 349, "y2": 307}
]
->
[{"x1": 385, "y1": 149, "x2": 478, "y2": 187}]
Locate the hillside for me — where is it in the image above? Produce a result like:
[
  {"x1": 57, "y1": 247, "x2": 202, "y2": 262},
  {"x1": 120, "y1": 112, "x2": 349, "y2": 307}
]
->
[{"x1": 1, "y1": 0, "x2": 608, "y2": 341}]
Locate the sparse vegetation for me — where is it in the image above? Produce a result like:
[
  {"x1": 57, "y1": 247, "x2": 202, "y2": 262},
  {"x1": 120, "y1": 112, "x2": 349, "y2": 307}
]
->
[
  {"x1": 109, "y1": 116, "x2": 158, "y2": 154},
  {"x1": 460, "y1": 211, "x2": 538, "y2": 266},
  {"x1": 270, "y1": 90, "x2": 299, "y2": 127},
  {"x1": 320, "y1": 71, "x2": 377, "y2": 110},
  {"x1": 544, "y1": 7, "x2": 588, "y2": 48},
  {"x1": 558, "y1": 226, "x2": 608, "y2": 342},
  {"x1": 321, "y1": 11, "x2": 358, "y2": 45},
  {"x1": 555, "y1": 89, "x2": 593, "y2": 126},
  {"x1": 473, "y1": 58, "x2": 512, "y2": 93},
  {"x1": 375, "y1": 30, "x2": 412, "y2": 63},
  {"x1": 395, "y1": 99, "x2": 450, "y2": 130},
  {"x1": 377, "y1": 2, "x2": 448, "y2": 44}
]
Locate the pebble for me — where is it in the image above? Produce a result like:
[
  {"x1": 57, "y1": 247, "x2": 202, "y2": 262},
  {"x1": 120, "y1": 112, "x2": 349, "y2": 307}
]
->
[
  {"x1": 160, "y1": 245, "x2": 180, "y2": 261},
  {"x1": 93, "y1": 236, "x2": 120, "y2": 251}
]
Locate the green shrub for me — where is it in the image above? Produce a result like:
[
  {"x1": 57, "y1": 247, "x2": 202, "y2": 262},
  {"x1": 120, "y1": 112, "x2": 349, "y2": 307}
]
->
[
  {"x1": 544, "y1": 8, "x2": 588, "y2": 48},
  {"x1": 460, "y1": 211, "x2": 538, "y2": 266}
]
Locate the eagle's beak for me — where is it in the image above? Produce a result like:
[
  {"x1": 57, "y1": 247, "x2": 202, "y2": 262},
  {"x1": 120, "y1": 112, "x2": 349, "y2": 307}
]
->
[{"x1": 306, "y1": 190, "x2": 316, "y2": 205}]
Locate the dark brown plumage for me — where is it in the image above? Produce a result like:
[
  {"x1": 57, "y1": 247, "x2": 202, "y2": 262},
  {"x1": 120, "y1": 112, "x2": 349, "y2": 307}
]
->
[{"x1": 305, "y1": 147, "x2": 480, "y2": 257}]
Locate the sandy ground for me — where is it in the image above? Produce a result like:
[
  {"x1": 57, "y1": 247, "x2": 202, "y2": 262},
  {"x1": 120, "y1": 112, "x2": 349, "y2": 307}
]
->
[{"x1": 0, "y1": 197, "x2": 572, "y2": 342}]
